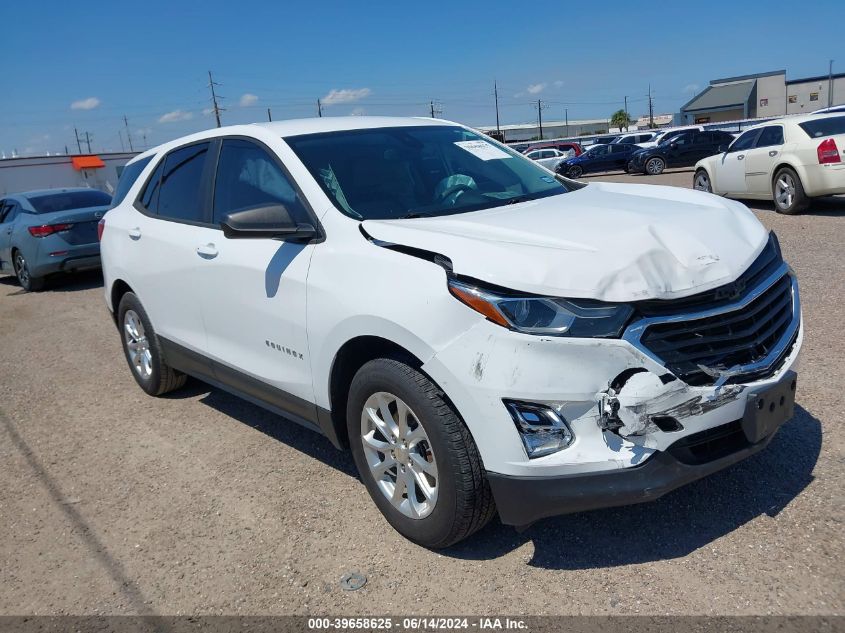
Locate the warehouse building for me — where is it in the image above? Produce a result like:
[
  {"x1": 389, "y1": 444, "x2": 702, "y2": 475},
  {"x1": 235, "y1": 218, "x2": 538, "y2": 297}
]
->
[
  {"x1": 680, "y1": 69, "x2": 845, "y2": 124},
  {"x1": 0, "y1": 152, "x2": 137, "y2": 196}
]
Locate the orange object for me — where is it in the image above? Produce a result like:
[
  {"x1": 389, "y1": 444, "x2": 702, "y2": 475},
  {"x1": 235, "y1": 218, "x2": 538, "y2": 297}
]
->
[{"x1": 71, "y1": 155, "x2": 105, "y2": 170}]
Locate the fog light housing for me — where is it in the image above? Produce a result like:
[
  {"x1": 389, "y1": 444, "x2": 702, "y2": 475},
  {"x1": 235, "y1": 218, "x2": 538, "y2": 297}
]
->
[{"x1": 504, "y1": 400, "x2": 574, "y2": 458}]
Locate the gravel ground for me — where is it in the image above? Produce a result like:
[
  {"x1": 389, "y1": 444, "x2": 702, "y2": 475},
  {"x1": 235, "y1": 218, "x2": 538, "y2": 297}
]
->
[{"x1": 0, "y1": 170, "x2": 842, "y2": 616}]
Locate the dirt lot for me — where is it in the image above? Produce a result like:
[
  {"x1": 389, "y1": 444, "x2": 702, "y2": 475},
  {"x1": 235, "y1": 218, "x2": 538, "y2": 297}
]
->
[{"x1": 1, "y1": 169, "x2": 843, "y2": 616}]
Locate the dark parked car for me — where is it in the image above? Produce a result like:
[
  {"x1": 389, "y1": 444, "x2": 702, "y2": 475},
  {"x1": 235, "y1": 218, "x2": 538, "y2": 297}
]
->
[
  {"x1": 556, "y1": 143, "x2": 641, "y2": 177},
  {"x1": 628, "y1": 130, "x2": 735, "y2": 175},
  {"x1": 0, "y1": 188, "x2": 111, "y2": 291}
]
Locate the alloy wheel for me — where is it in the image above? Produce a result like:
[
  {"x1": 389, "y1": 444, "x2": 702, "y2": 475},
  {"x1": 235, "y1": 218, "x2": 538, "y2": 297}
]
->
[
  {"x1": 360, "y1": 391, "x2": 438, "y2": 519},
  {"x1": 694, "y1": 171, "x2": 711, "y2": 192},
  {"x1": 13, "y1": 253, "x2": 29, "y2": 287},
  {"x1": 646, "y1": 158, "x2": 664, "y2": 175},
  {"x1": 775, "y1": 173, "x2": 795, "y2": 209},
  {"x1": 123, "y1": 309, "x2": 153, "y2": 379}
]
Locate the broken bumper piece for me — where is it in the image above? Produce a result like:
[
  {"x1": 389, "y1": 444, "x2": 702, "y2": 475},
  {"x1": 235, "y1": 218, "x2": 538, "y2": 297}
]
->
[{"x1": 489, "y1": 370, "x2": 797, "y2": 527}]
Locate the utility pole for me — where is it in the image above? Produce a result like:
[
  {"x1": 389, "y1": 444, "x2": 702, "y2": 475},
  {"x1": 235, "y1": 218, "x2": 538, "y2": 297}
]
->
[
  {"x1": 565, "y1": 108, "x2": 569, "y2": 137},
  {"x1": 536, "y1": 100, "x2": 548, "y2": 140},
  {"x1": 428, "y1": 100, "x2": 442, "y2": 118},
  {"x1": 647, "y1": 84, "x2": 654, "y2": 128},
  {"x1": 430, "y1": 100, "x2": 436, "y2": 117},
  {"x1": 84, "y1": 132, "x2": 92, "y2": 153},
  {"x1": 208, "y1": 70, "x2": 223, "y2": 127},
  {"x1": 624, "y1": 96, "x2": 629, "y2": 129},
  {"x1": 267, "y1": 108, "x2": 272, "y2": 122},
  {"x1": 74, "y1": 127, "x2": 82, "y2": 154},
  {"x1": 494, "y1": 81, "x2": 500, "y2": 134},
  {"x1": 123, "y1": 115, "x2": 134, "y2": 151},
  {"x1": 142, "y1": 133, "x2": 148, "y2": 149},
  {"x1": 317, "y1": 99, "x2": 322, "y2": 117},
  {"x1": 829, "y1": 60, "x2": 835, "y2": 108},
  {"x1": 118, "y1": 130, "x2": 125, "y2": 152}
]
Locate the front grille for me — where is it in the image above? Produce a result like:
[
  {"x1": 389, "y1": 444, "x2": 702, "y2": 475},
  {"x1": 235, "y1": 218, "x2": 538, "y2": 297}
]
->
[{"x1": 639, "y1": 273, "x2": 795, "y2": 386}]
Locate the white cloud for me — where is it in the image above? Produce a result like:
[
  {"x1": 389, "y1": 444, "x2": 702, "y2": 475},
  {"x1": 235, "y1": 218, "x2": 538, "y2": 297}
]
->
[
  {"x1": 350, "y1": 107, "x2": 366, "y2": 116},
  {"x1": 526, "y1": 83, "x2": 547, "y2": 95},
  {"x1": 683, "y1": 83, "x2": 701, "y2": 94},
  {"x1": 158, "y1": 110, "x2": 193, "y2": 123},
  {"x1": 202, "y1": 107, "x2": 214, "y2": 116},
  {"x1": 322, "y1": 87, "x2": 372, "y2": 106},
  {"x1": 71, "y1": 97, "x2": 101, "y2": 110},
  {"x1": 239, "y1": 93, "x2": 258, "y2": 107}
]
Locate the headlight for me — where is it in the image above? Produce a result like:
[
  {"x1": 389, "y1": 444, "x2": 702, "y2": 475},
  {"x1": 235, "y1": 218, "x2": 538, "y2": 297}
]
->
[{"x1": 448, "y1": 279, "x2": 633, "y2": 337}]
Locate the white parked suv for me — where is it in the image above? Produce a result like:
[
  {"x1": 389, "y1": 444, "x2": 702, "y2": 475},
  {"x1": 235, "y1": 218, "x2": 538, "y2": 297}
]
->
[
  {"x1": 101, "y1": 117, "x2": 802, "y2": 547},
  {"x1": 694, "y1": 113, "x2": 845, "y2": 214}
]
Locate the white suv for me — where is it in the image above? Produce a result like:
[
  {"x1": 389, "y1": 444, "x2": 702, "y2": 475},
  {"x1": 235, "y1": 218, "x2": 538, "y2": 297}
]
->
[{"x1": 101, "y1": 117, "x2": 802, "y2": 547}]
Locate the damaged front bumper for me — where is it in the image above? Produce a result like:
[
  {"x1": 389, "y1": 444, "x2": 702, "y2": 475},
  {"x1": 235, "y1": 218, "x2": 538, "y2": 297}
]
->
[
  {"x1": 489, "y1": 367, "x2": 795, "y2": 526},
  {"x1": 422, "y1": 270, "x2": 802, "y2": 525}
]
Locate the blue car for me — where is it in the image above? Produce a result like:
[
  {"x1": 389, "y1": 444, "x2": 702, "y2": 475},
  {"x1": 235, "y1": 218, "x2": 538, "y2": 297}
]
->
[
  {"x1": 556, "y1": 143, "x2": 641, "y2": 178},
  {"x1": 0, "y1": 188, "x2": 111, "y2": 291}
]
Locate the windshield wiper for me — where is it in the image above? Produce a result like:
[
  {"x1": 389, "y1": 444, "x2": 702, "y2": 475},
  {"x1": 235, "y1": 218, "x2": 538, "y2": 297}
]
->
[{"x1": 399, "y1": 211, "x2": 434, "y2": 219}]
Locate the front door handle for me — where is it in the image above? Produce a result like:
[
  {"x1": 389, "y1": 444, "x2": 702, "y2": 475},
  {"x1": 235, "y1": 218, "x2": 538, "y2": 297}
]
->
[
  {"x1": 128, "y1": 227, "x2": 141, "y2": 240},
  {"x1": 737, "y1": 154, "x2": 745, "y2": 160},
  {"x1": 769, "y1": 150, "x2": 778, "y2": 157},
  {"x1": 196, "y1": 243, "x2": 218, "y2": 259}
]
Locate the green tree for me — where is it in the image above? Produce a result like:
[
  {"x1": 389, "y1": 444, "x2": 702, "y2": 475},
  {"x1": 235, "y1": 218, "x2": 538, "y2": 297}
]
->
[{"x1": 610, "y1": 109, "x2": 632, "y2": 132}]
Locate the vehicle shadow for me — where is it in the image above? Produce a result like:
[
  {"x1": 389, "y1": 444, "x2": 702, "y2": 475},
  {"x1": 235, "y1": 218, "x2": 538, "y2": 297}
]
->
[
  {"x1": 751, "y1": 196, "x2": 845, "y2": 217},
  {"x1": 0, "y1": 269, "x2": 103, "y2": 292},
  {"x1": 442, "y1": 404, "x2": 821, "y2": 569},
  {"x1": 185, "y1": 381, "x2": 358, "y2": 478}
]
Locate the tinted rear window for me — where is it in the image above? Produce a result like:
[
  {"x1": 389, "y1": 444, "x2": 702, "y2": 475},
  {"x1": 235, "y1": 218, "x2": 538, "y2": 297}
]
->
[
  {"x1": 799, "y1": 116, "x2": 845, "y2": 138},
  {"x1": 111, "y1": 156, "x2": 153, "y2": 208},
  {"x1": 27, "y1": 190, "x2": 112, "y2": 213}
]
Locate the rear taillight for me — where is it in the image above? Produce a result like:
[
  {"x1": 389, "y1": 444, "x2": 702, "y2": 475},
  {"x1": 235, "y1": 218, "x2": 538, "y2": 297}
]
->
[
  {"x1": 28, "y1": 223, "x2": 73, "y2": 238},
  {"x1": 817, "y1": 138, "x2": 841, "y2": 164},
  {"x1": 97, "y1": 218, "x2": 106, "y2": 241}
]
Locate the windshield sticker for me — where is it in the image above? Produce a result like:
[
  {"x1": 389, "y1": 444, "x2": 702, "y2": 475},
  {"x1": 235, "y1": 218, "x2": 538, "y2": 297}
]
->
[
  {"x1": 454, "y1": 140, "x2": 512, "y2": 161},
  {"x1": 540, "y1": 176, "x2": 555, "y2": 183}
]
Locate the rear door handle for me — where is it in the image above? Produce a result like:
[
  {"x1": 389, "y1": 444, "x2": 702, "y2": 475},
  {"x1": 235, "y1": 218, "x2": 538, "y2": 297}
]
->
[
  {"x1": 196, "y1": 243, "x2": 218, "y2": 259},
  {"x1": 769, "y1": 150, "x2": 778, "y2": 157},
  {"x1": 128, "y1": 227, "x2": 141, "y2": 240}
]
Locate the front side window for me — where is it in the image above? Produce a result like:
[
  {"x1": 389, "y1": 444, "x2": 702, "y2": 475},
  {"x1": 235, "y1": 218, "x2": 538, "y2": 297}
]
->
[
  {"x1": 729, "y1": 129, "x2": 760, "y2": 152},
  {"x1": 285, "y1": 126, "x2": 568, "y2": 221},
  {"x1": 156, "y1": 143, "x2": 210, "y2": 222},
  {"x1": 111, "y1": 156, "x2": 153, "y2": 208},
  {"x1": 588, "y1": 145, "x2": 608, "y2": 156},
  {"x1": 755, "y1": 126, "x2": 784, "y2": 148},
  {"x1": 26, "y1": 190, "x2": 111, "y2": 213},
  {"x1": 212, "y1": 139, "x2": 306, "y2": 225}
]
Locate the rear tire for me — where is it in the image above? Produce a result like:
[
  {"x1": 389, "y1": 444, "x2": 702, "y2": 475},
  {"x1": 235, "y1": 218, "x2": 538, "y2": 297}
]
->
[
  {"x1": 117, "y1": 292, "x2": 187, "y2": 396},
  {"x1": 12, "y1": 250, "x2": 44, "y2": 291},
  {"x1": 772, "y1": 167, "x2": 809, "y2": 215},
  {"x1": 568, "y1": 165, "x2": 583, "y2": 178},
  {"x1": 347, "y1": 358, "x2": 495, "y2": 548}
]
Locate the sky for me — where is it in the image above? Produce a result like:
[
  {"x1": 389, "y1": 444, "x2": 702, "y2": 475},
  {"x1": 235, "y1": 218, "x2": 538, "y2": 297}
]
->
[{"x1": 1, "y1": 0, "x2": 842, "y2": 156}]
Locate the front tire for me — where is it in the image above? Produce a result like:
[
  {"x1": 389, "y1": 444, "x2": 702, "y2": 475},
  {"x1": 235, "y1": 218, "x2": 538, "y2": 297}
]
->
[
  {"x1": 347, "y1": 358, "x2": 495, "y2": 548},
  {"x1": 13, "y1": 250, "x2": 44, "y2": 291},
  {"x1": 693, "y1": 169, "x2": 713, "y2": 193},
  {"x1": 645, "y1": 156, "x2": 665, "y2": 175},
  {"x1": 773, "y1": 167, "x2": 809, "y2": 215},
  {"x1": 118, "y1": 292, "x2": 187, "y2": 396}
]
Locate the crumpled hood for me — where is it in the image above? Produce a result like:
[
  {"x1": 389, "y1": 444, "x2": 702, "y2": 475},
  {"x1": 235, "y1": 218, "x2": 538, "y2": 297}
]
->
[{"x1": 362, "y1": 182, "x2": 768, "y2": 302}]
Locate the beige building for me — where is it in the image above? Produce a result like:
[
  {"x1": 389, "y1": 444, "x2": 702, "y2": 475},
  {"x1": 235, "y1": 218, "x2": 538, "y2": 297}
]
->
[{"x1": 681, "y1": 69, "x2": 845, "y2": 124}]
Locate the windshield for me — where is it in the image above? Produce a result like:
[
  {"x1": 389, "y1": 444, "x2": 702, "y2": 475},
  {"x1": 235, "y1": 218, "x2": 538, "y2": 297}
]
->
[
  {"x1": 26, "y1": 189, "x2": 112, "y2": 213},
  {"x1": 285, "y1": 125, "x2": 568, "y2": 220}
]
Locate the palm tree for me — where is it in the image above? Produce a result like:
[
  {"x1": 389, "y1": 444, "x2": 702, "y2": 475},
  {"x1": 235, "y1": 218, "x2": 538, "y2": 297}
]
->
[{"x1": 610, "y1": 109, "x2": 632, "y2": 132}]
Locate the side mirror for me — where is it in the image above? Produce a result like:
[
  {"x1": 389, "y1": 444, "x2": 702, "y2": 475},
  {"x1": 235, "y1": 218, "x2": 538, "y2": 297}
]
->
[
  {"x1": 221, "y1": 204, "x2": 316, "y2": 241},
  {"x1": 718, "y1": 144, "x2": 729, "y2": 153},
  {"x1": 669, "y1": 142, "x2": 678, "y2": 149}
]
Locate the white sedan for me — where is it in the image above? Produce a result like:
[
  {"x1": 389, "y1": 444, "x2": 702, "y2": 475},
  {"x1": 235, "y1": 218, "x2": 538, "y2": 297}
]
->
[
  {"x1": 694, "y1": 113, "x2": 845, "y2": 214},
  {"x1": 524, "y1": 148, "x2": 573, "y2": 170}
]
